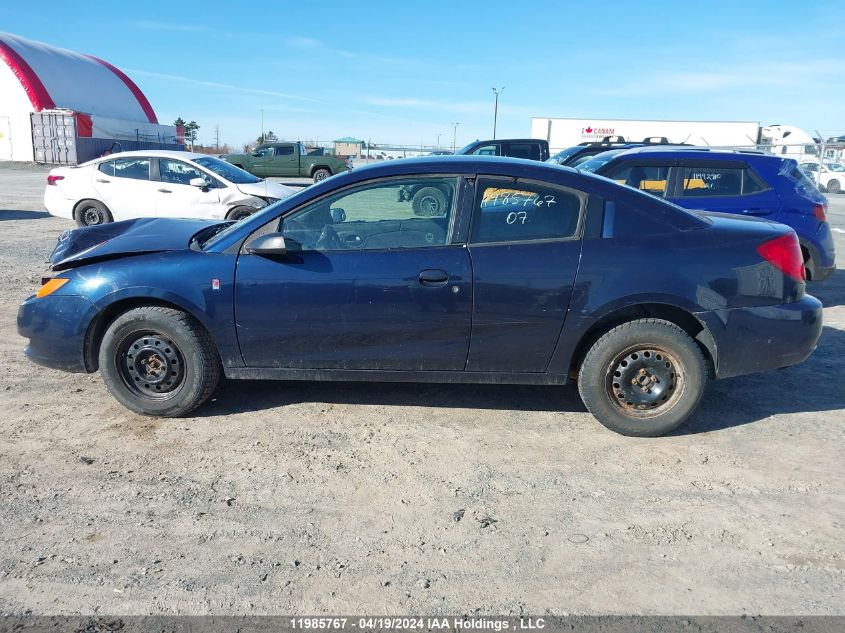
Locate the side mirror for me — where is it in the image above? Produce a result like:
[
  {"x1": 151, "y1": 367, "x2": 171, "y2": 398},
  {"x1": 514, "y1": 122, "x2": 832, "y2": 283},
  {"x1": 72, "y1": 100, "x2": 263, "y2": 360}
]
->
[
  {"x1": 330, "y1": 207, "x2": 346, "y2": 223},
  {"x1": 190, "y1": 177, "x2": 209, "y2": 188},
  {"x1": 246, "y1": 233, "x2": 287, "y2": 257}
]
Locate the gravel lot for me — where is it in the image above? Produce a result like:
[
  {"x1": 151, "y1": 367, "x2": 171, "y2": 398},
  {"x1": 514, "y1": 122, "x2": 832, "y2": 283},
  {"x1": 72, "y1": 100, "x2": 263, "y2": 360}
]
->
[{"x1": 0, "y1": 162, "x2": 843, "y2": 615}]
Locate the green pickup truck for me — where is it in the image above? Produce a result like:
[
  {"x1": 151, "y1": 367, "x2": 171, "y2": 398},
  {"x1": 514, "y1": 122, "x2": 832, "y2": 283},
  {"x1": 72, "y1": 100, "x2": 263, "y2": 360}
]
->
[{"x1": 222, "y1": 142, "x2": 350, "y2": 182}]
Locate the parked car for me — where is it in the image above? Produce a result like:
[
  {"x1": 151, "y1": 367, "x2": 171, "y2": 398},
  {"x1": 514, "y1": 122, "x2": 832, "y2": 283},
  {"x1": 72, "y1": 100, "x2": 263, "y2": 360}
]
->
[
  {"x1": 19, "y1": 157, "x2": 822, "y2": 437},
  {"x1": 799, "y1": 161, "x2": 844, "y2": 194},
  {"x1": 222, "y1": 142, "x2": 350, "y2": 182},
  {"x1": 44, "y1": 151, "x2": 295, "y2": 226},
  {"x1": 456, "y1": 139, "x2": 550, "y2": 161},
  {"x1": 547, "y1": 136, "x2": 689, "y2": 167},
  {"x1": 578, "y1": 147, "x2": 836, "y2": 281}
]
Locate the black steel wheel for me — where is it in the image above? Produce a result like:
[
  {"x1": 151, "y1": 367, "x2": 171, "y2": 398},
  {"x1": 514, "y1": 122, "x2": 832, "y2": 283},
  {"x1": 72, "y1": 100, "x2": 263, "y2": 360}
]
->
[
  {"x1": 117, "y1": 332, "x2": 185, "y2": 401},
  {"x1": 75, "y1": 200, "x2": 113, "y2": 227},
  {"x1": 605, "y1": 346, "x2": 684, "y2": 418},
  {"x1": 99, "y1": 306, "x2": 221, "y2": 416},
  {"x1": 578, "y1": 318, "x2": 708, "y2": 436}
]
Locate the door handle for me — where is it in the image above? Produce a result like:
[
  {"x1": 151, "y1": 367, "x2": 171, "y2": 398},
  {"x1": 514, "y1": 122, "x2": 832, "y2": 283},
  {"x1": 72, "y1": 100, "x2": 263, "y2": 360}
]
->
[
  {"x1": 95, "y1": 179, "x2": 110, "y2": 183},
  {"x1": 158, "y1": 188, "x2": 172, "y2": 193},
  {"x1": 418, "y1": 269, "x2": 448, "y2": 286}
]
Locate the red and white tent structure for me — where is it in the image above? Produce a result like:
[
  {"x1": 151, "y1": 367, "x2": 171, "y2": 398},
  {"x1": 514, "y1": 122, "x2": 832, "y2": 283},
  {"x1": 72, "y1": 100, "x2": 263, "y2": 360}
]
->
[{"x1": 0, "y1": 32, "x2": 180, "y2": 163}]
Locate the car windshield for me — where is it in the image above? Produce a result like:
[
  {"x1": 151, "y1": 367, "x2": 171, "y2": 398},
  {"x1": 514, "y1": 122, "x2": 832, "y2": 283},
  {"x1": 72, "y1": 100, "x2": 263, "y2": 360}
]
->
[
  {"x1": 194, "y1": 156, "x2": 261, "y2": 184},
  {"x1": 577, "y1": 149, "x2": 628, "y2": 173},
  {"x1": 546, "y1": 147, "x2": 583, "y2": 165},
  {"x1": 826, "y1": 162, "x2": 845, "y2": 172}
]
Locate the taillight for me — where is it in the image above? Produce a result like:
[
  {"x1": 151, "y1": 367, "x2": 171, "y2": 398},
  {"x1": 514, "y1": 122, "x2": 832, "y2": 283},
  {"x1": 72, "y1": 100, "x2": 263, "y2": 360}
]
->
[
  {"x1": 813, "y1": 203, "x2": 827, "y2": 222},
  {"x1": 757, "y1": 232, "x2": 805, "y2": 281},
  {"x1": 47, "y1": 175, "x2": 64, "y2": 186}
]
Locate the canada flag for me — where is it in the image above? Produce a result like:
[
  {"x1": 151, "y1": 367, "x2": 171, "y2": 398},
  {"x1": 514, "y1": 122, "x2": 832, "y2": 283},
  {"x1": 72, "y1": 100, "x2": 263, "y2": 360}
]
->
[{"x1": 585, "y1": 126, "x2": 593, "y2": 134}]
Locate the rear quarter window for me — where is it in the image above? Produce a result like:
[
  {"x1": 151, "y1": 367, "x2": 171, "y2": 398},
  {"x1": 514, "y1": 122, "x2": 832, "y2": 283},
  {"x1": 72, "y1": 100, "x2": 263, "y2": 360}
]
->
[
  {"x1": 471, "y1": 179, "x2": 582, "y2": 243},
  {"x1": 679, "y1": 165, "x2": 769, "y2": 197}
]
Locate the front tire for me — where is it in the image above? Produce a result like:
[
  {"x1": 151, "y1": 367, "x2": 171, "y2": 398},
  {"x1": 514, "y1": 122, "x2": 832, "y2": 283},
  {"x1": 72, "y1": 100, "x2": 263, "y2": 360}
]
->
[
  {"x1": 827, "y1": 179, "x2": 841, "y2": 194},
  {"x1": 577, "y1": 319, "x2": 707, "y2": 437},
  {"x1": 98, "y1": 307, "x2": 221, "y2": 417},
  {"x1": 226, "y1": 206, "x2": 255, "y2": 221},
  {"x1": 75, "y1": 200, "x2": 113, "y2": 227}
]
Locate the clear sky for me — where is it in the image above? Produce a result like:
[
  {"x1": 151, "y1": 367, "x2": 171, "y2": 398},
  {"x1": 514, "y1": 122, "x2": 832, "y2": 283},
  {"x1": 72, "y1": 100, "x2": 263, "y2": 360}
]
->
[{"x1": 5, "y1": 0, "x2": 844, "y2": 149}]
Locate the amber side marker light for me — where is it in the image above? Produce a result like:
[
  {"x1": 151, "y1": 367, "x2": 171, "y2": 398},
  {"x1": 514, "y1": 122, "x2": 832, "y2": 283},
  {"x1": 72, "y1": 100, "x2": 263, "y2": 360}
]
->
[{"x1": 36, "y1": 278, "x2": 69, "y2": 298}]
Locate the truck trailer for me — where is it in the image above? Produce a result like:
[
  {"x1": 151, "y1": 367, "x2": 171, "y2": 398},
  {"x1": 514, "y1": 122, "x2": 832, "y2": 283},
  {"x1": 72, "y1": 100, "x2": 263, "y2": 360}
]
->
[{"x1": 531, "y1": 117, "x2": 762, "y2": 153}]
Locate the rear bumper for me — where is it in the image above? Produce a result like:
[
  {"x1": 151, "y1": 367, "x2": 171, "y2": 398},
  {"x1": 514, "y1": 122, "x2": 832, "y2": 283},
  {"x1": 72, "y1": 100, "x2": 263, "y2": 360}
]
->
[
  {"x1": 44, "y1": 186, "x2": 75, "y2": 220},
  {"x1": 17, "y1": 294, "x2": 95, "y2": 373},
  {"x1": 697, "y1": 295, "x2": 823, "y2": 379},
  {"x1": 802, "y1": 222, "x2": 836, "y2": 280}
]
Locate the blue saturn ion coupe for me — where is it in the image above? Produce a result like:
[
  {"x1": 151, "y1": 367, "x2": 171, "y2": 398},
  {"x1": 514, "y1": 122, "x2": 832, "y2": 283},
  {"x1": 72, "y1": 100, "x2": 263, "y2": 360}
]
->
[{"x1": 18, "y1": 157, "x2": 822, "y2": 436}]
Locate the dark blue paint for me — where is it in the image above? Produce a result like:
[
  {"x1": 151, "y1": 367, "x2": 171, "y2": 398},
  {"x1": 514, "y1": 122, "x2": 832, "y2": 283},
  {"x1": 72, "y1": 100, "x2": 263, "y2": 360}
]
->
[
  {"x1": 235, "y1": 246, "x2": 472, "y2": 370},
  {"x1": 17, "y1": 156, "x2": 824, "y2": 388}
]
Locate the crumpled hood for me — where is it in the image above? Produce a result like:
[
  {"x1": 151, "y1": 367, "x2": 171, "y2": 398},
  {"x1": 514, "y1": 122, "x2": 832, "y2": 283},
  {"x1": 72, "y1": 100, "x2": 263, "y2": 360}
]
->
[
  {"x1": 49, "y1": 217, "x2": 221, "y2": 270},
  {"x1": 237, "y1": 180, "x2": 295, "y2": 200}
]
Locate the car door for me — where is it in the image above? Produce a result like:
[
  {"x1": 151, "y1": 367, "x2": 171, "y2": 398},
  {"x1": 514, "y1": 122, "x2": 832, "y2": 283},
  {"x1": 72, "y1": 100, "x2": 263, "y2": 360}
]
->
[
  {"x1": 154, "y1": 158, "x2": 223, "y2": 219},
  {"x1": 465, "y1": 176, "x2": 584, "y2": 372},
  {"x1": 250, "y1": 146, "x2": 274, "y2": 176},
  {"x1": 235, "y1": 175, "x2": 472, "y2": 370},
  {"x1": 502, "y1": 142, "x2": 543, "y2": 161},
  {"x1": 602, "y1": 160, "x2": 675, "y2": 199},
  {"x1": 267, "y1": 144, "x2": 299, "y2": 176},
  {"x1": 668, "y1": 160, "x2": 779, "y2": 217},
  {"x1": 92, "y1": 157, "x2": 158, "y2": 220}
]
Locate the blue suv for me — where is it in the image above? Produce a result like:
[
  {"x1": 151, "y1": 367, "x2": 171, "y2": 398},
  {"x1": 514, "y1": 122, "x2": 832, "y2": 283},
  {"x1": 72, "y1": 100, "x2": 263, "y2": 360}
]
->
[{"x1": 579, "y1": 147, "x2": 836, "y2": 280}]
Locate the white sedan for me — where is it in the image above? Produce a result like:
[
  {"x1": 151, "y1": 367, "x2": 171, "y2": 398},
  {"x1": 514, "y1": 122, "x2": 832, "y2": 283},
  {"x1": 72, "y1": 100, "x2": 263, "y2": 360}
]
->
[
  {"x1": 44, "y1": 150, "x2": 295, "y2": 226},
  {"x1": 800, "y1": 161, "x2": 845, "y2": 194}
]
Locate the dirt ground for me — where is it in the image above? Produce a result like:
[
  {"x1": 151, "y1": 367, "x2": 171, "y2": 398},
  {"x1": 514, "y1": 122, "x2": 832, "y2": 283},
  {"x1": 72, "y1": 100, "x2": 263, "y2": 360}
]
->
[{"x1": 0, "y1": 163, "x2": 843, "y2": 616}]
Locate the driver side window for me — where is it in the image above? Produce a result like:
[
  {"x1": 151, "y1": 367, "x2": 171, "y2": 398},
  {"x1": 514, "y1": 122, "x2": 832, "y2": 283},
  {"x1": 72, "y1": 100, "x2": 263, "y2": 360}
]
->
[{"x1": 281, "y1": 177, "x2": 458, "y2": 252}]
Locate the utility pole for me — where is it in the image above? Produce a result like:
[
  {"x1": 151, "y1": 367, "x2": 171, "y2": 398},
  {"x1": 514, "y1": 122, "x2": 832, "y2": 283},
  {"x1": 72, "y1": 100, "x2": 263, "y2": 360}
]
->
[
  {"x1": 260, "y1": 108, "x2": 264, "y2": 144},
  {"x1": 214, "y1": 124, "x2": 220, "y2": 150},
  {"x1": 492, "y1": 86, "x2": 505, "y2": 140},
  {"x1": 452, "y1": 122, "x2": 459, "y2": 152}
]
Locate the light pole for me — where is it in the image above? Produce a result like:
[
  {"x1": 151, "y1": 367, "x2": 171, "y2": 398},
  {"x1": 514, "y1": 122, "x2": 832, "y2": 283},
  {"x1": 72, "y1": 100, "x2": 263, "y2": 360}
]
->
[
  {"x1": 452, "y1": 122, "x2": 459, "y2": 152},
  {"x1": 436, "y1": 132, "x2": 442, "y2": 149},
  {"x1": 260, "y1": 108, "x2": 264, "y2": 144},
  {"x1": 492, "y1": 86, "x2": 505, "y2": 139}
]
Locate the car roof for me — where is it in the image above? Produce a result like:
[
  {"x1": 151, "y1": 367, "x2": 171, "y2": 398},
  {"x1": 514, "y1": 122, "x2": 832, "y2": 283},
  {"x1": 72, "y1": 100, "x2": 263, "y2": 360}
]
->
[
  {"x1": 348, "y1": 155, "x2": 571, "y2": 177},
  {"x1": 609, "y1": 146, "x2": 771, "y2": 159},
  {"x1": 466, "y1": 138, "x2": 543, "y2": 145},
  {"x1": 92, "y1": 150, "x2": 213, "y2": 161}
]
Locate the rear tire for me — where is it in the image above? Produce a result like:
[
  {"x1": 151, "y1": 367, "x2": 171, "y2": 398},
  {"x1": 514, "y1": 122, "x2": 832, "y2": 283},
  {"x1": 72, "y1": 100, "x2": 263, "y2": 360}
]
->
[
  {"x1": 98, "y1": 307, "x2": 221, "y2": 417},
  {"x1": 75, "y1": 200, "x2": 113, "y2": 227},
  {"x1": 577, "y1": 319, "x2": 707, "y2": 437},
  {"x1": 827, "y1": 179, "x2": 841, "y2": 194},
  {"x1": 226, "y1": 206, "x2": 255, "y2": 221},
  {"x1": 411, "y1": 186, "x2": 448, "y2": 216},
  {"x1": 312, "y1": 168, "x2": 331, "y2": 182}
]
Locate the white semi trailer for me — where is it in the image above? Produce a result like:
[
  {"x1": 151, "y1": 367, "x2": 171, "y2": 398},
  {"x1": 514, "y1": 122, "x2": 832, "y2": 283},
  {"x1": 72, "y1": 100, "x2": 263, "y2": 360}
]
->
[{"x1": 531, "y1": 117, "x2": 762, "y2": 153}]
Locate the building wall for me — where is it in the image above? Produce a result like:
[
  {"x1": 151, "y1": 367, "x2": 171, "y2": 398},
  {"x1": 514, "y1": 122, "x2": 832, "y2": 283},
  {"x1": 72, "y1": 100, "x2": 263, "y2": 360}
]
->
[
  {"x1": 334, "y1": 141, "x2": 362, "y2": 158},
  {"x1": 0, "y1": 63, "x2": 35, "y2": 161}
]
